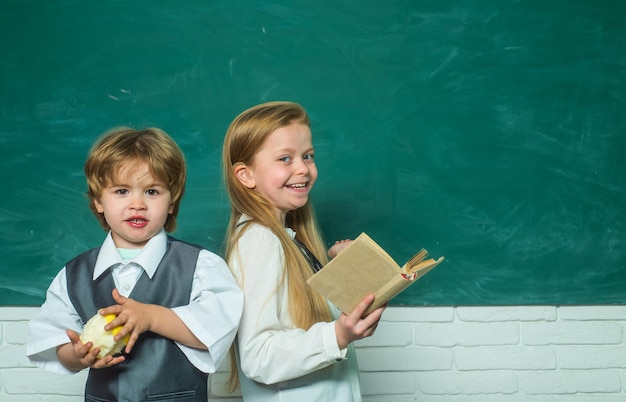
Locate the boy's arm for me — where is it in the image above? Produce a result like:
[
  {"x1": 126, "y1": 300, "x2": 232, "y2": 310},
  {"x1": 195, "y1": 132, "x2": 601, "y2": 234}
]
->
[
  {"x1": 100, "y1": 250, "x2": 243, "y2": 372},
  {"x1": 100, "y1": 289, "x2": 206, "y2": 354},
  {"x1": 27, "y1": 268, "x2": 86, "y2": 374}
]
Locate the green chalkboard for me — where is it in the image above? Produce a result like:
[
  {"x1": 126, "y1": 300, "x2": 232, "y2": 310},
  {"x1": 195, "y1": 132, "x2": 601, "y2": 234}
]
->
[{"x1": 1, "y1": 1, "x2": 625, "y2": 306}]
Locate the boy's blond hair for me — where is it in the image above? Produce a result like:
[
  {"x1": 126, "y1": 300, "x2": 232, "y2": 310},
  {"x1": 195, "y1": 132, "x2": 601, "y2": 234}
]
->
[{"x1": 84, "y1": 127, "x2": 186, "y2": 232}]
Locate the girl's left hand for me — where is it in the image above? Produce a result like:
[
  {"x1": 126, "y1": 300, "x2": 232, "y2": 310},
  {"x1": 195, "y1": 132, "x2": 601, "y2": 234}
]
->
[{"x1": 334, "y1": 293, "x2": 386, "y2": 349}]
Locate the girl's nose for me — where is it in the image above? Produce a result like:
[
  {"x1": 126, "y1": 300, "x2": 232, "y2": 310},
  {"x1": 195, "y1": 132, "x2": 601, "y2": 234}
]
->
[{"x1": 294, "y1": 158, "x2": 309, "y2": 175}]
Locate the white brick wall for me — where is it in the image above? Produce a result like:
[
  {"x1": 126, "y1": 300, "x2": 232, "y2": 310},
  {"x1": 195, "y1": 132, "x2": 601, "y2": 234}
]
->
[{"x1": 2, "y1": 305, "x2": 626, "y2": 401}]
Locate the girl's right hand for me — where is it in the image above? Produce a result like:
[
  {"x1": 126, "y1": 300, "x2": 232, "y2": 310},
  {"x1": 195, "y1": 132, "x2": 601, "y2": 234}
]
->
[
  {"x1": 334, "y1": 294, "x2": 386, "y2": 349},
  {"x1": 327, "y1": 239, "x2": 353, "y2": 259}
]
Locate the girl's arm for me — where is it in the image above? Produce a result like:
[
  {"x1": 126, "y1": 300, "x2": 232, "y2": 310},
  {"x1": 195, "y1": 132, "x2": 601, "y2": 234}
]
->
[{"x1": 234, "y1": 226, "x2": 382, "y2": 385}]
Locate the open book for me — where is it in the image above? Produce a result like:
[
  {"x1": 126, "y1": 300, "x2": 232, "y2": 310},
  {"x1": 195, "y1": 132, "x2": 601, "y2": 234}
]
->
[{"x1": 307, "y1": 232, "x2": 444, "y2": 316}]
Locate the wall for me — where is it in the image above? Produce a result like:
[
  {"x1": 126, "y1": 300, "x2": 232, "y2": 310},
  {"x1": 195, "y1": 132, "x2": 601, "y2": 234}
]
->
[
  {"x1": 3, "y1": 306, "x2": 626, "y2": 401},
  {"x1": 3, "y1": 1, "x2": 626, "y2": 307}
]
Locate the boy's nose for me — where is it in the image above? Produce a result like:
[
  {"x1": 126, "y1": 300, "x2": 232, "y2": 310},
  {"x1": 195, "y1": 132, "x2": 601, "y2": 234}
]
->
[{"x1": 129, "y1": 194, "x2": 147, "y2": 209}]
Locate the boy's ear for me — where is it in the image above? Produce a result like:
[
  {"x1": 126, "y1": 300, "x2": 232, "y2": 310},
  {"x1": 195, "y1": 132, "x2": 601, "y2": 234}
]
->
[
  {"x1": 233, "y1": 162, "x2": 256, "y2": 189},
  {"x1": 94, "y1": 198, "x2": 104, "y2": 213}
]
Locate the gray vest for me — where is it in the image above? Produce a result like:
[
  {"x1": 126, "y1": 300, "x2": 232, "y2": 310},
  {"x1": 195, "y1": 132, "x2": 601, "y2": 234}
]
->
[{"x1": 67, "y1": 237, "x2": 208, "y2": 402}]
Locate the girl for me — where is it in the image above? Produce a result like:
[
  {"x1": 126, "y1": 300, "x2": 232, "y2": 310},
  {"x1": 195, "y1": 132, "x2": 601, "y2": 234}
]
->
[{"x1": 222, "y1": 101, "x2": 385, "y2": 401}]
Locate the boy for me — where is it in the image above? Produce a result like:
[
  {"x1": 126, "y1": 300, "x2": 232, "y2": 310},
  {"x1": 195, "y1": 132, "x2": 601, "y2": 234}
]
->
[{"x1": 27, "y1": 127, "x2": 243, "y2": 401}]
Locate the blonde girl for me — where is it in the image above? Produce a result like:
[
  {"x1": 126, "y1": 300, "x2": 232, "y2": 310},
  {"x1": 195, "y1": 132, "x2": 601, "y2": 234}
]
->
[{"x1": 222, "y1": 101, "x2": 385, "y2": 401}]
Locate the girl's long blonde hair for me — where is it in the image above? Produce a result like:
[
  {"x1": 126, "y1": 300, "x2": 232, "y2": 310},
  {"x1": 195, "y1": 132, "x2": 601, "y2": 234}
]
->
[{"x1": 222, "y1": 101, "x2": 332, "y2": 391}]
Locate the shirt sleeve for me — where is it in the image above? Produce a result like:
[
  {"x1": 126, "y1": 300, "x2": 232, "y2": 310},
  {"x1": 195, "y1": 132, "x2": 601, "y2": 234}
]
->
[
  {"x1": 26, "y1": 268, "x2": 83, "y2": 374},
  {"x1": 171, "y1": 249, "x2": 243, "y2": 373},
  {"x1": 232, "y1": 225, "x2": 345, "y2": 385}
]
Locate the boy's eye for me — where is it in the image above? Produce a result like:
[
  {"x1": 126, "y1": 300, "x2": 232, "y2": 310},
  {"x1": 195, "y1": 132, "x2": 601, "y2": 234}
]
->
[
  {"x1": 279, "y1": 156, "x2": 292, "y2": 162},
  {"x1": 115, "y1": 189, "x2": 128, "y2": 195},
  {"x1": 303, "y1": 153, "x2": 314, "y2": 161},
  {"x1": 146, "y1": 189, "x2": 159, "y2": 196}
]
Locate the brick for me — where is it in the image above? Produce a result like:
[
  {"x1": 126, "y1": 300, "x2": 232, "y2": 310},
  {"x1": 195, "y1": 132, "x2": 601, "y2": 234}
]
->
[
  {"x1": 519, "y1": 370, "x2": 622, "y2": 394},
  {"x1": 414, "y1": 322, "x2": 519, "y2": 347},
  {"x1": 449, "y1": 397, "x2": 555, "y2": 402},
  {"x1": 556, "y1": 396, "x2": 626, "y2": 402},
  {"x1": 381, "y1": 307, "x2": 454, "y2": 323},
  {"x1": 456, "y1": 306, "x2": 557, "y2": 322},
  {"x1": 0, "y1": 396, "x2": 45, "y2": 402},
  {"x1": 357, "y1": 347, "x2": 453, "y2": 371},
  {"x1": 360, "y1": 371, "x2": 416, "y2": 396},
  {"x1": 0, "y1": 344, "x2": 33, "y2": 368},
  {"x1": 6, "y1": 322, "x2": 29, "y2": 345},
  {"x1": 355, "y1": 323, "x2": 413, "y2": 348},
  {"x1": 455, "y1": 346, "x2": 556, "y2": 370},
  {"x1": 363, "y1": 397, "x2": 449, "y2": 402},
  {"x1": 558, "y1": 346, "x2": 626, "y2": 369},
  {"x1": 0, "y1": 308, "x2": 39, "y2": 321},
  {"x1": 522, "y1": 322, "x2": 622, "y2": 345},
  {"x1": 4, "y1": 369, "x2": 87, "y2": 395},
  {"x1": 559, "y1": 305, "x2": 626, "y2": 321},
  {"x1": 417, "y1": 371, "x2": 518, "y2": 395}
]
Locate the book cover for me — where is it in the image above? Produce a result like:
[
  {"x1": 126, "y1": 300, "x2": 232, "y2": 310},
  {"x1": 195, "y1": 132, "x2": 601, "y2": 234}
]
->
[{"x1": 307, "y1": 232, "x2": 444, "y2": 315}]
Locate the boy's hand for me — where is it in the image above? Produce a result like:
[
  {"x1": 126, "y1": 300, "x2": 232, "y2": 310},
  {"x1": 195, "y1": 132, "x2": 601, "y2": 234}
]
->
[
  {"x1": 58, "y1": 329, "x2": 125, "y2": 371},
  {"x1": 99, "y1": 288, "x2": 154, "y2": 355},
  {"x1": 100, "y1": 288, "x2": 206, "y2": 351}
]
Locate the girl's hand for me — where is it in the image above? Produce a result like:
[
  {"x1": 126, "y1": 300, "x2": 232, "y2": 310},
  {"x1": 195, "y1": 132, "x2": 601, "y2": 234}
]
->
[
  {"x1": 328, "y1": 239, "x2": 353, "y2": 259},
  {"x1": 57, "y1": 329, "x2": 125, "y2": 371},
  {"x1": 334, "y1": 294, "x2": 386, "y2": 349}
]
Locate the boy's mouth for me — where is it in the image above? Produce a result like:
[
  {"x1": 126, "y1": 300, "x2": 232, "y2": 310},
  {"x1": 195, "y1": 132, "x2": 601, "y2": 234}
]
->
[
  {"x1": 287, "y1": 183, "x2": 307, "y2": 189},
  {"x1": 127, "y1": 218, "x2": 147, "y2": 224}
]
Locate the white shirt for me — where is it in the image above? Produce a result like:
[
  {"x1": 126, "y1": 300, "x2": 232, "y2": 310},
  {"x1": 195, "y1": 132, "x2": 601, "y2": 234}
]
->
[
  {"x1": 27, "y1": 230, "x2": 243, "y2": 375},
  {"x1": 229, "y1": 220, "x2": 362, "y2": 402}
]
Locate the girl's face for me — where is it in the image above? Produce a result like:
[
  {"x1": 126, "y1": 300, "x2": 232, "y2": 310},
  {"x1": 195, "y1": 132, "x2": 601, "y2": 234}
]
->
[
  {"x1": 94, "y1": 161, "x2": 174, "y2": 249},
  {"x1": 240, "y1": 122, "x2": 317, "y2": 224}
]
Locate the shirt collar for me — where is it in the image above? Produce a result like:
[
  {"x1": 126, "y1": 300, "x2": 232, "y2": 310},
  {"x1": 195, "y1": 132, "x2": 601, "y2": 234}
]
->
[
  {"x1": 238, "y1": 214, "x2": 296, "y2": 239},
  {"x1": 93, "y1": 230, "x2": 168, "y2": 280}
]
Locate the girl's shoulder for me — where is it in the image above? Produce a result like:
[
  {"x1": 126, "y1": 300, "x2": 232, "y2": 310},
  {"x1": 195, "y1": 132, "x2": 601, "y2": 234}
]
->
[{"x1": 238, "y1": 221, "x2": 280, "y2": 246}]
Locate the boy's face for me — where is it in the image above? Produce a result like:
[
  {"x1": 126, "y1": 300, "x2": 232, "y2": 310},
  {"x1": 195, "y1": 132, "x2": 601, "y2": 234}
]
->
[{"x1": 93, "y1": 161, "x2": 174, "y2": 249}]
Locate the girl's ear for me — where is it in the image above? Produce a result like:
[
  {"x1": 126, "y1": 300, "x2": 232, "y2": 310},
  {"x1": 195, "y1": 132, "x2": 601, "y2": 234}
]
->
[{"x1": 233, "y1": 162, "x2": 256, "y2": 189}]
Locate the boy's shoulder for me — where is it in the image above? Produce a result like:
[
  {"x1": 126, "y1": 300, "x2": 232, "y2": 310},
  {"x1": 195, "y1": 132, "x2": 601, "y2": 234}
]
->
[
  {"x1": 65, "y1": 246, "x2": 101, "y2": 267},
  {"x1": 166, "y1": 236, "x2": 226, "y2": 265},
  {"x1": 166, "y1": 235, "x2": 206, "y2": 251}
]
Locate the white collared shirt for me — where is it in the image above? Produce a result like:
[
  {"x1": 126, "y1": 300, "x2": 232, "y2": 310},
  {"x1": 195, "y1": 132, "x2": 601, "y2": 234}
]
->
[{"x1": 27, "y1": 230, "x2": 243, "y2": 375}]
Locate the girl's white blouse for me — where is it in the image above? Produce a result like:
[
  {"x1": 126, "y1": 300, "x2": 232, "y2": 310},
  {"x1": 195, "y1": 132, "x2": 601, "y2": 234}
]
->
[{"x1": 229, "y1": 220, "x2": 362, "y2": 402}]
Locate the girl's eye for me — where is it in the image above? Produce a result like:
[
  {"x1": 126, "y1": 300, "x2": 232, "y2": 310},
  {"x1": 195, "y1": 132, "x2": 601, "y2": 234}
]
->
[
  {"x1": 115, "y1": 189, "x2": 128, "y2": 195},
  {"x1": 146, "y1": 189, "x2": 159, "y2": 196},
  {"x1": 279, "y1": 156, "x2": 292, "y2": 162},
  {"x1": 303, "y1": 153, "x2": 314, "y2": 161}
]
